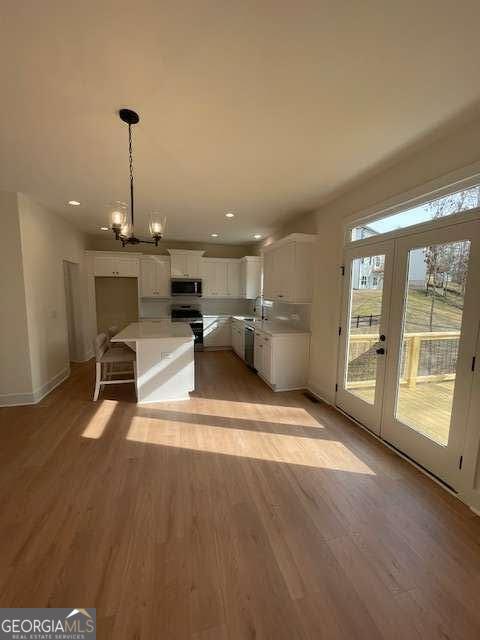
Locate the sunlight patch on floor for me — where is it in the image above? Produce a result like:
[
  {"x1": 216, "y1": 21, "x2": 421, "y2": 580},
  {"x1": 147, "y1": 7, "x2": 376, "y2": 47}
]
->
[
  {"x1": 145, "y1": 397, "x2": 324, "y2": 428},
  {"x1": 125, "y1": 419, "x2": 375, "y2": 474},
  {"x1": 81, "y1": 400, "x2": 118, "y2": 439}
]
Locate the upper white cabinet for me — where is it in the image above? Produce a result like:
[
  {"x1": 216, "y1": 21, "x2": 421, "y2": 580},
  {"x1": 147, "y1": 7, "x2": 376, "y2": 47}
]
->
[
  {"x1": 140, "y1": 256, "x2": 170, "y2": 297},
  {"x1": 227, "y1": 260, "x2": 241, "y2": 297},
  {"x1": 240, "y1": 256, "x2": 262, "y2": 299},
  {"x1": 262, "y1": 234, "x2": 316, "y2": 303},
  {"x1": 201, "y1": 259, "x2": 241, "y2": 297},
  {"x1": 168, "y1": 250, "x2": 204, "y2": 278},
  {"x1": 93, "y1": 253, "x2": 139, "y2": 278}
]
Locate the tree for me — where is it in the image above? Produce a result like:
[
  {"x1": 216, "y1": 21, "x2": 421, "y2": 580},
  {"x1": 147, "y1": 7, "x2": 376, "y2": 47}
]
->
[{"x1": 423, "y1": 188, "x2": 476, "y2": 329}]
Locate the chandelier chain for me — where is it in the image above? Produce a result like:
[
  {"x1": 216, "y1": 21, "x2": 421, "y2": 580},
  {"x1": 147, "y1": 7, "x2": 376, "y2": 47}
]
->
[{"x1": 128, "y1": 123, "x2": 135, "y2": 228}]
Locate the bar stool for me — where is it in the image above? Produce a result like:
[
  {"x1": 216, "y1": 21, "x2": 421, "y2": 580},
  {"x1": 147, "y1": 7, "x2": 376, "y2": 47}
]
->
[
  {"x1": 93, "y1": 333, "x2": 137, "y2": 401},
  {"x1": 108, "y1": 325, "x2": 123, "y2": 349}
]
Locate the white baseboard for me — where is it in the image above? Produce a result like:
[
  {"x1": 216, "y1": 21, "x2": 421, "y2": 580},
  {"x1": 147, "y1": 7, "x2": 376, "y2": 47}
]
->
[
  {"x1": 306, "y1": 385, "x2": 334, "y2": 406},
  {"x1": 0, "y1": 390, "x2": 37, "y2": 407},
  {"x1": 70, "y1": 349, "x2": 94, "y2": 363},
  {"x1": 0, "y1": 367, "x2": 70, "y2": 407}
]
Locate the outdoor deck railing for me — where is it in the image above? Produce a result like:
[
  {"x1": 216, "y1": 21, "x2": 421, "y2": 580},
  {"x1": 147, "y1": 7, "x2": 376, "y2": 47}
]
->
[{"x1": 347, "y1": 330, "x2": 460, "y2": 389}]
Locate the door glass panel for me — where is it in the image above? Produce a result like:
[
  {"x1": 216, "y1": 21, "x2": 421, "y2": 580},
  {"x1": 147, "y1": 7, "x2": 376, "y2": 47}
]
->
[
  {"x1": 395, "y1": 240, "x2": 471, "y2": 445},
  {"x1": 345, "y1": 254, "x2": 385, "y2": 403}
]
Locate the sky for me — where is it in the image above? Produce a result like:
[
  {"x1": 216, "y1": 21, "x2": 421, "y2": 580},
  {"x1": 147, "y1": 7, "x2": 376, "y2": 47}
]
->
[{"x1": 354, "y1": 185, "x2": 480, "y2": 237}]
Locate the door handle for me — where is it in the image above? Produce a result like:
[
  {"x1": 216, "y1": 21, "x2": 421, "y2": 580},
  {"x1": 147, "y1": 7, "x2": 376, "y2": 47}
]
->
[{"x1": 376, "y1": 347, "x2": 385, "y2": 355}]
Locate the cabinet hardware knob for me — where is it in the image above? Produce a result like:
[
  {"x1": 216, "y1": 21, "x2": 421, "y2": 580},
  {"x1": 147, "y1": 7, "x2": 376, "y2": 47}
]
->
[{"x1": 376, "y1": 347, "x2": 385, "y2": 355}]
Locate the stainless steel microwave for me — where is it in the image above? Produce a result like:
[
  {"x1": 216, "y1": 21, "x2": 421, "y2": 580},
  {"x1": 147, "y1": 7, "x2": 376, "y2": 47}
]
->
[{"x1": 171, "y1": 279, "x2": 202, "y2": 297}]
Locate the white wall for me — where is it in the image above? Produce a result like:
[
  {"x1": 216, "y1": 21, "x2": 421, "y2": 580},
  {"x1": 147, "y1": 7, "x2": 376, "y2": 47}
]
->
[
  {"x1": 17, "y1": 194, "x2": 89, "y2": 397},
  {"x1": 0, "y1": 192, "x2": 33, "y2": 403}
]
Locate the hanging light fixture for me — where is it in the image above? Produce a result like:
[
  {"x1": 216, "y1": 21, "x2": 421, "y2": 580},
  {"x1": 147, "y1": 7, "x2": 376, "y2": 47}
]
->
[{"x1": 109, "y1": 109, "x2": 166, "y2": 246}]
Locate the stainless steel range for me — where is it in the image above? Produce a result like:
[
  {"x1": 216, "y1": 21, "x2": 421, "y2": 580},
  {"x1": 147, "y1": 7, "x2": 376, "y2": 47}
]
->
[{"x1": 171, "y1": 305, "x2": 203, "y2": 351}]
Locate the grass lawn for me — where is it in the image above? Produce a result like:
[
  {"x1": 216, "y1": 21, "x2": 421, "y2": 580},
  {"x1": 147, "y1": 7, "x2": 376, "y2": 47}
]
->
[{"x1": 351, "y1": 286, "x2": 463, "y2": 332}]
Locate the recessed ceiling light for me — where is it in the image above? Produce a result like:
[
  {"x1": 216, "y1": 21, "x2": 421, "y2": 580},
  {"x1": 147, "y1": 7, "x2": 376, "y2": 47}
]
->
[
  {"x1": 210, "y1": 233, "x2": 219, "y2": 237},
  {"x1": 100, "y1": 226, "x2": 109, "y2": 231},
  {"x1": 254, "y1": 234, "x2": 262, "y2": 239},
  {"x1": 225, "y1": 212, "x2": 235, "y2": 218},
  {"x1": 67, "y1": 200, "x2": 81, "y2": 206}
]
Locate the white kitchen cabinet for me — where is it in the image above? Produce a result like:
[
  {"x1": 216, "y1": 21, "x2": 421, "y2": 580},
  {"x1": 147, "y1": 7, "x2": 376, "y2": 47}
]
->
[
  {"x1": 240, "y1": 256, "x2": 262, "y2": 299},
  {"x1": 232, "y1": 320, "x2": 245, "y2": 359},
  {"x1": 93, "y1": 253, "x2": 139, "y2": 278},
  {"x1": 140, "y1": 256, "x2": 170, "y2": 297},
  {"x1": 254, "y1": 331, "x2": 265, "y2": 373},
  {"x1": 201, "y1": 259, "x2": 241, "y2": 297},
  {"x1": 168, "y1": 250, "x2": 204, "y2": 278},
  {"x1": 262, "y1": 234, "x2": 316, "y2": 303},
  {"x1": 254, "y1": 330, "x2": 273, "y2": 382},
  {"x1": 227, "y1": 260, "x2": 241, "y2": 297},
  {"x1": 203, "y1": 316, "x2": 232, "y2": 349},
  {"x1": 201, "y1": 260, "x2": 226, "y2": 297},
  {"x1": 254, "y1": 329, "x2": 310, "y2": 391},
  {"x1": 93, "y1": 255, "x2": 116, "y2": 277}
]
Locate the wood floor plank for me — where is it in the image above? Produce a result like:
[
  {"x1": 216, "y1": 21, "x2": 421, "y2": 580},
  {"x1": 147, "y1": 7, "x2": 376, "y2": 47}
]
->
[{"x1": 0, "y1": 351, "x2": 479, "y2": 639}]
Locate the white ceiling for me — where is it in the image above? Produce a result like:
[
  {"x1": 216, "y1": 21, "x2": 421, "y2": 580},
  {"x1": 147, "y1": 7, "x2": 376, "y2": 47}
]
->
[{"x1": 2, "y1": 1, "x2": 480, "y2": 244}]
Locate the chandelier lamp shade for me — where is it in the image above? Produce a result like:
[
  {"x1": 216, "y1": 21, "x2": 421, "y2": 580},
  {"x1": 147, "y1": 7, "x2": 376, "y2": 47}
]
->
[{"x1": 109, "y1": 109, "x2": 166, "y2": 246}]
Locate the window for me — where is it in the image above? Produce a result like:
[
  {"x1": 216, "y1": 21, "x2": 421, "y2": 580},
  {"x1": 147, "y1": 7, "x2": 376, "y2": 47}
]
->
[
  {"x1": 361, "y1": 276, "x2": 367, "y2": 287},
  {"x1": 372, "y1": 276, "x2": 378, "y2": 286},
  {"x1": 351, "y1": 183, "x2": 480, "y2": 241}
]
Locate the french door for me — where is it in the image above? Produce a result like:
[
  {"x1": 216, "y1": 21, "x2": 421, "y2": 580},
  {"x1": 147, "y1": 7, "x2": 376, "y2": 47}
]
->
[
  {"x1": 337, "y1": 219, "x2": 480, "y2": 488},
  {"x1": 336, "y1": 240, "x2": 395, "y2": 434}
]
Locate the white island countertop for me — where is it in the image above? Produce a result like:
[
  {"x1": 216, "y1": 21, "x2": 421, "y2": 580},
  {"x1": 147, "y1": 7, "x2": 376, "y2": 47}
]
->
[
  {"x1": 111, "y1": 321, "x2": 193, "y2": 342},
  {"x1": 110, "y1": 322, "x2": 194, "y2": 404}
]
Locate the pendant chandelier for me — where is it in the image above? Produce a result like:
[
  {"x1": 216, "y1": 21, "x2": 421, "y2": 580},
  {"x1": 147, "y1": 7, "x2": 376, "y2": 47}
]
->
[{"x1": 109, "y1": 109, "x2": 166, "y2": 246}]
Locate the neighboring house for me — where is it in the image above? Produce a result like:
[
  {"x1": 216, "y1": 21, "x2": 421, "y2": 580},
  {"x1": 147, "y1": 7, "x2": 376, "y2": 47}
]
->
[{"x1": 351, "y1": 226, "x2": 426, "y2": 289}]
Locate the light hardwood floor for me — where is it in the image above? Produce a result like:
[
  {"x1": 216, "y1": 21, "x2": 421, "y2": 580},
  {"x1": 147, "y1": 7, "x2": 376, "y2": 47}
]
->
[{"x1": 1, "y1": 351, "x2": 479, "y2": 639}]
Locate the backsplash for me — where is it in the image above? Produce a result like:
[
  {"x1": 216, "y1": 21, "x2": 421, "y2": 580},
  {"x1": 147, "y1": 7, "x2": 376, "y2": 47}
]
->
[
  {"x1": 140, "y1": 297, "x2": 254, "y2": 318},
  {"x1": 261, "y1": 301, "x2": 311, "y2": 330},
  {"x1": 139, "y1": 297, "x2": 310, "y2": 329}
]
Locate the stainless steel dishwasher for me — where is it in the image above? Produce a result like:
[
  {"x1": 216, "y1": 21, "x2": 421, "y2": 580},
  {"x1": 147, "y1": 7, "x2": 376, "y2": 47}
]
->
[{"x1": 244, "y1": 325, "x2": 255, "y2": 369}]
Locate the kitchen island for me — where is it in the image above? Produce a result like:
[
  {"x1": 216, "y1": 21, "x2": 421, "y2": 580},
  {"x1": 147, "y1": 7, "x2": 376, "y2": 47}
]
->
[{"x1": 111, "y1": 322, "x2": 195, "y2": 403}]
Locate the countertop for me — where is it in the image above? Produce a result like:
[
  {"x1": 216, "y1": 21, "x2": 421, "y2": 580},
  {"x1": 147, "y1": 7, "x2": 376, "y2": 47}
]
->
[
  {"x1": 137, "y1": 315, "x2": 310, "y2": 337},
  {"x1": 233, "y1": 316, "x2": 310, "y2": 336},
  {"x1": 111, "y1": 321, "x2": 194, "y2": 341}
]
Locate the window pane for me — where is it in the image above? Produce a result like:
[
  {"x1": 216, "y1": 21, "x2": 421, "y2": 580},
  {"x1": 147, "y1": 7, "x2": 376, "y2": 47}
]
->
[
  {"x1": 351, "y1": 185, "x2": 480, "y2": 241},
  {"x1": 395, "y1": 241, "x2": 470, "y2": 445},
  {"x1": 345, "y1": 254, "x2": 385, "y2": 404}
]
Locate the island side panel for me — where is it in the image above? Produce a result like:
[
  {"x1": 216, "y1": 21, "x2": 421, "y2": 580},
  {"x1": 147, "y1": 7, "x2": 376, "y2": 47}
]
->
[{"x1": 136, "y1": 338, "x2": 194, "y2": 403}]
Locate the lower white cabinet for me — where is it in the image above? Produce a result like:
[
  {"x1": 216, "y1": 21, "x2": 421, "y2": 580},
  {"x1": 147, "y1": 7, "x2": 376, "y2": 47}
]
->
[
  {"x1": 203, "y1": 316, "x2": 232, "y2": 348},
  {"x1": 254, "y1": 329, "x2": 310, "y2": 391},
  {"x1": 232, "y1": 320, "x2": 245, "y2": 359}
]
